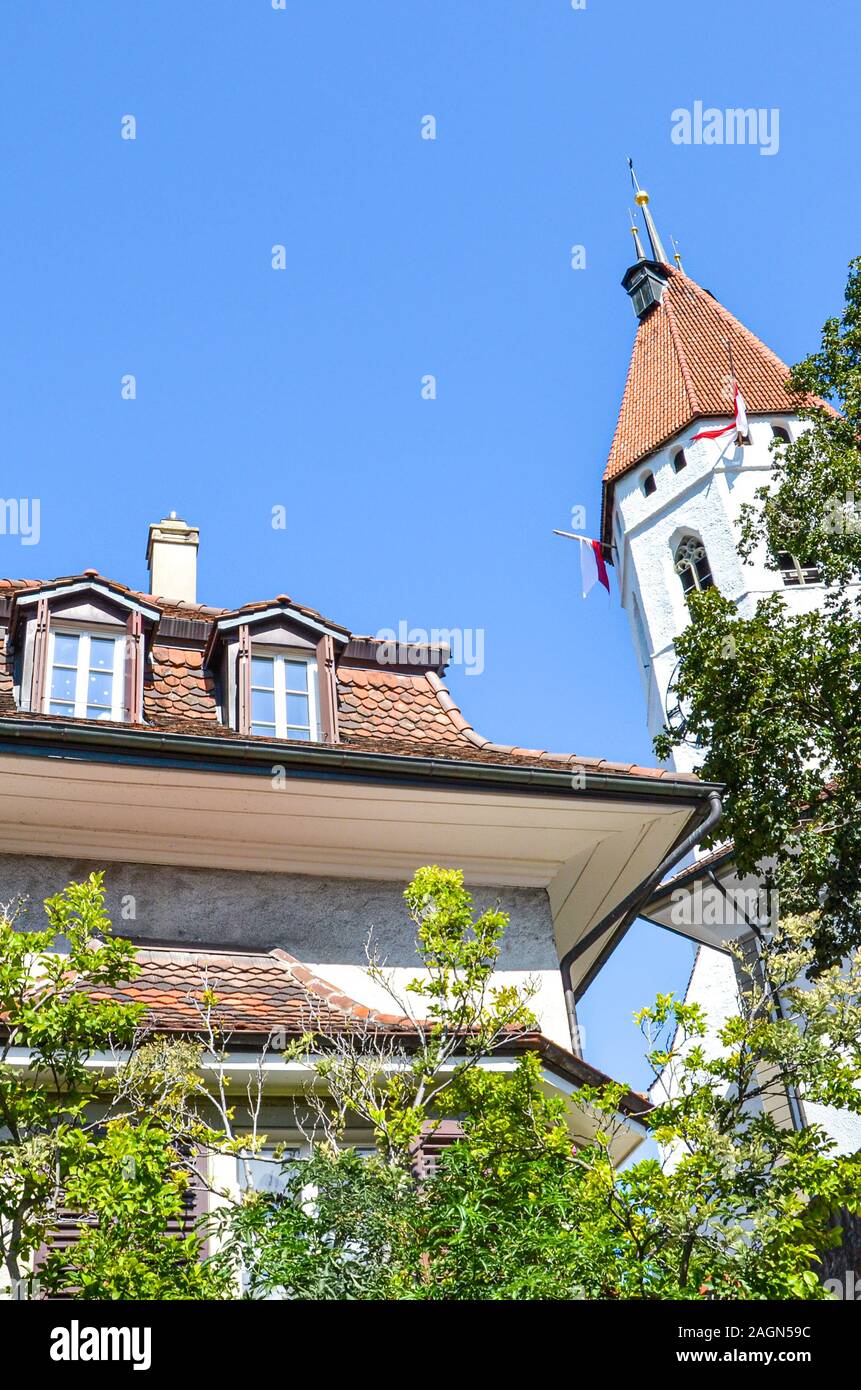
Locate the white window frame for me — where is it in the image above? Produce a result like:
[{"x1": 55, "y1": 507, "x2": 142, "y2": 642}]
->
[
  {"x1": 250, "y1": 647, "x2": 319, "y2": 741},
  {"x1": 45, "y1": 624, "x2": 125, "y2": 722}
]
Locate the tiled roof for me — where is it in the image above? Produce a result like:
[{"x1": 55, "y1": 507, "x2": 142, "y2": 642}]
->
[
  {"x1": 0, "y1": 575, "x2": 698, "y2": 783},
  {"x1": 604, "y1": 266, "x2": 824, "y2": 489},
  {"x1": 90, "y1": 946, "x2": 413, "y2": 1034},
  {"x1": 84, "y1": 943, "x2": 650, "y2": 1117}
]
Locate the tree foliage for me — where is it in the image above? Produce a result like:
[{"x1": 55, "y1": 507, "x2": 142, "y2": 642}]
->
[
  {"x1": 223, "y1": 881, "x2": 861, "y2": 1300},
  {"x1": 0, "y1": 875, "x2": 230, "y2": 1300}
]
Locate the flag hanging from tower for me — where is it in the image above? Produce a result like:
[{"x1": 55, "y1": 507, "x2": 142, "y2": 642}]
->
[
  {"x1": 692, "y1": 382, "x2": 749, "y2": 443},
  {"x1": 556, "y1": 535, "x2": 610, "y2": 598}
]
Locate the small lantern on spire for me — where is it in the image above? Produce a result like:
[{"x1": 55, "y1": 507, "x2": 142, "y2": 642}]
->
[{"x1": 622, "y1": 160, "x2": 671, "y2": 319}]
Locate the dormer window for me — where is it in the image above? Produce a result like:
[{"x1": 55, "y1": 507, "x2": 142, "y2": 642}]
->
[
  {"x1": 7, "y1": 579, "x2": 157, "y2": 725},
  {"x1": 250, "y1": 650, "x2": 319, "y2": 741},
  {"x1": 47, "y1": 627, "x2": 125, "y2": 721},
  {"x1": 642, "y1": 470, "x2": 657, "y2": 497}
]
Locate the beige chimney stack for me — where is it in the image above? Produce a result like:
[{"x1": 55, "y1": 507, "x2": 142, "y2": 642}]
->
[{"x1": 146, "y1": 513, "x2": 199, "y2": 604}]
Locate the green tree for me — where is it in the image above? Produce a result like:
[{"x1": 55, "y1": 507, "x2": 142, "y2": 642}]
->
[
  {"x1": 0, "y1": 875, "x2": 233, "y2": 1300},
  {"x1": 222, "y1": 872, "x2": 861, "y2": 1301},
  {"x1": 0, "y1": 875, "x2": 142, "y2": 1293}
]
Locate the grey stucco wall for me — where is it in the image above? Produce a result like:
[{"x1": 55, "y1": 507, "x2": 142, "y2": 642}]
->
[{"x1": 0, "y1": 852, "x2": 557, "y2": 972}]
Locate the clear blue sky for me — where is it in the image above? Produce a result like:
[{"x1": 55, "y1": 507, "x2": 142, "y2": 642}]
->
[{"x1": 1, "y1": 0, "x2": 858, "y2": 1088}]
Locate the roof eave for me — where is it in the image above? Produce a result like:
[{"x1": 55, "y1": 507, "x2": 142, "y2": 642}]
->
[{"x1": 0, "y1": 715, "x2": 718, "y2": 802}]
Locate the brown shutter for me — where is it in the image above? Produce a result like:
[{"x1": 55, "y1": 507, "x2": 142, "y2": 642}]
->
[
  {"x1": 237, "y1": 623, "x2": 251, "y2": 734},
  {"x1": 315, "y1": 633, "x2": 339, "y2": 744},
  {"x1": 409, "y1": 1119, "x2": 465, "y2": 1181},
  {"x1": 34, "y1": 1203, "x2": 90, "y2": 1299},
  {"x1": 29, "y1": 597, "x2": 51, "y2": 713},
  {"x1": 124, "y1": 610, "x2": 143, "y2": 723},
  {"x1": 36, "y1": 1155, "x2": 209, "y2": 1297}
]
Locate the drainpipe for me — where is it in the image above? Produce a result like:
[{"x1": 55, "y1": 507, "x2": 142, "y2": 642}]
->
[{"x1": 560, "y1": 790, "x2": 723, "y2": 1050}]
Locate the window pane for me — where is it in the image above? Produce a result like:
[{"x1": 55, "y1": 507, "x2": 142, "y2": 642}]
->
[
  {"x1": 286, "y1": 693, "x2": 309, "y2": 727},
  {"x1": 50, "y1": 665, "x2": 77, "y2": 703},
  {"x1": 89, "y1": 638, "x2": 115, "y2": 672},
  {"x1": 251, "y1": 657, "x2": 275, "y2": 689},
  {"x1": 251, "y1": 723, "x2": 276, "y2": 737},
  {"x1": 53, "y1": 634, "x2": 79, "y2": 667},
  {"x1": 288, "y1": 727, "x2": 311, "y2": 741},
  {"x1": 87, "y1": 706, "x2": 114, "y2": 721},
  {"x1": 49, "y1": 701, "x2": 74, "y2": 717},
  {"x1": 87, "y1": 670, "x2": 113, "y2": 709},
  {"x1": 237, "y1": 1150, "x2": 301, "y2": 1193},
  {"x1": 252, "y1": 689, "x2": 276, "y2": 726},
  {"x1": 284, "y1": 660, "x2": 309, "y2": 693}
]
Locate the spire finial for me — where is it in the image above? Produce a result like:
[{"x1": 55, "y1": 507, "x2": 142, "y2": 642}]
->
[
  {"x1": 671, "y1": 235, "x2": 684, "y2": 271},
  {"x1": 628, "y1": 207, "x2": 646, "y2": 262},
  {"x1": 627, "y1": 157, "x2": 670, "y2": 266}
]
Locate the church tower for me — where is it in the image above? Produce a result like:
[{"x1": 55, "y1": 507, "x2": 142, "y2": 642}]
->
[{"x1": 603, "y1": 171, "x2": 821, "y2": 774}]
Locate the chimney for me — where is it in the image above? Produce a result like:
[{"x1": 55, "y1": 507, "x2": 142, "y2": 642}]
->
[{"x1": 146, "y1": 513, "x2": 199, "y2": 604}]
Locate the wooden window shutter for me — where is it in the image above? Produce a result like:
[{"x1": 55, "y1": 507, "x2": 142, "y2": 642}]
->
[
  {"x1": 409, "y1": 1119, "x2": 465, "y2": 1181},
  {"x1": 124, "y1": 610, "x2": 144, "y2": 723},
  {"x1": 163, "y1": 1152, "x2": 210, "y2": 1252},
  {"x1": 29, "y1": 597, "x2": 51, "y2": 713},
  {"x1": 236, "y1": 623, "x2": 251, "y2": 734},
  {"x1": 315, "y1": 633, "x2": 339, "y2": 743},
  {"x1": 35, "y1": 1155, "x2": 209, "y2": 1296}
]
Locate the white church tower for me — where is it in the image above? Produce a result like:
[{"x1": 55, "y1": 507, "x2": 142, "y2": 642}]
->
[
  {"x1": 603, "y1": 172, "x2": 821, "y2": 776},
  {"x1": 604, "y1": 172, "x2": 861, "y2": 1181}
]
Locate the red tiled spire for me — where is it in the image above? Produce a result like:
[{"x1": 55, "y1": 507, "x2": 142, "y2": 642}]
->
[{"x1": 605, "y1": 265, "x2": 796, "y2": 490}]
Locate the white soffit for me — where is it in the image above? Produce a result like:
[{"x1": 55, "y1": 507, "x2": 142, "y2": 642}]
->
[{"x1": 0, "y1": 752, "x2": 701, "y2": 983}]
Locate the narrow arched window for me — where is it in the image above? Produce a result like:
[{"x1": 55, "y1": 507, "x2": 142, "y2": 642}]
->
[
  {"x1": 673, "y1": 448, "x2": 687, "y2": 473},
  {"x1": 771, "y1": 424, "x2": 791, "y2": 444},
  {"x1": 674, "y1": 535, "x2": 714, "y2": 595},
  {"x1": 641, "y1": 470, "x2": 656, "y2": 497}
]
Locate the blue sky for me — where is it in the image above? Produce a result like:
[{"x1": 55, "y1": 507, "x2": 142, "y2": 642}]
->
[{"x1": 1, "y1": 0, "x2": 858, "y2": 1088}]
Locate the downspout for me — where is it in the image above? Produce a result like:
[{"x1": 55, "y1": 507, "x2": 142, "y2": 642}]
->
[{"x1": 560, "y1": 789, "x2": 723, "y2": 1050}]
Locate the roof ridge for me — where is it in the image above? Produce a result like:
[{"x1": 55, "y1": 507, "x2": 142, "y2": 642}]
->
[
  {"x1": 268, "y1": 948, "x2": 411, "y2": 1027},
  {"x1": 663, "y1": 281, "x2": 701, "y2": 416}
]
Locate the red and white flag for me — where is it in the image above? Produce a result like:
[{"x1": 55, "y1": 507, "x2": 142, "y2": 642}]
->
[
  {"x1": 574, "y1": 537, "x2": 610, "y2": 598},
  {"x1": 554, "y1": 530, "x2": 611, "y2": 598},
  {"x1": 692, "y1": 382, "x2": 748, "y2": 444}
]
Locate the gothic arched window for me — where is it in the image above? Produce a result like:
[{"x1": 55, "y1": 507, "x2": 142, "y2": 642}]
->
[{"x1": 674, "y1": 535, "x2": 714, "y2": 595}]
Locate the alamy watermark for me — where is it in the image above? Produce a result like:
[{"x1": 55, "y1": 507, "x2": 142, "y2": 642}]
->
[
  {"x1": 374, "y1": 621, "x2": 485, "y2": 676},
  {"x1": 50, "y1": 1320, "x2": 151, "y2": 1371},
  {"x1": 0, "y1": 498, "x2": 40, "y2": 545},
  {"x1": 670, "y1": 881, "x2": 779, "y2": 930},
  {"x1": 671, "y1": 102, "x2": 780, "y2": 157}
]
